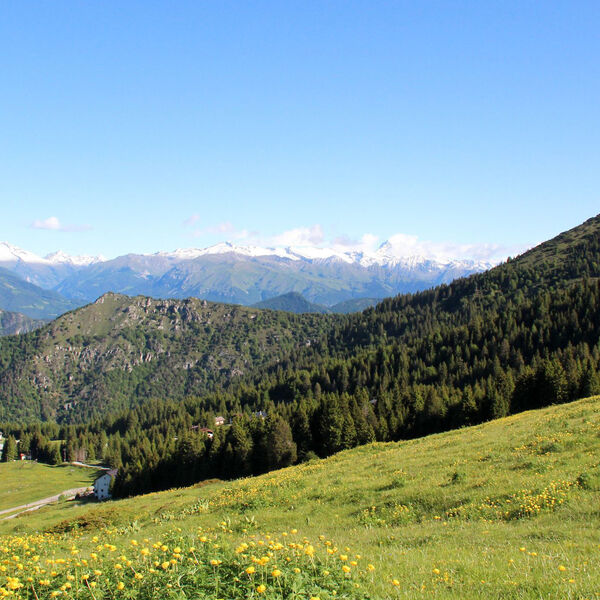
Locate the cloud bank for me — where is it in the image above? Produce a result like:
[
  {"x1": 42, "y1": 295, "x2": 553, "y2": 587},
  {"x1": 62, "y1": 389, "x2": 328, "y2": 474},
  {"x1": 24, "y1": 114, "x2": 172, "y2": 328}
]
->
[
  {"x1": 31, "y1": 216, "x2": 91, "y2": 232},
  {"x1": 183, "y1": 216, "x2": 530, "y2": 263}
]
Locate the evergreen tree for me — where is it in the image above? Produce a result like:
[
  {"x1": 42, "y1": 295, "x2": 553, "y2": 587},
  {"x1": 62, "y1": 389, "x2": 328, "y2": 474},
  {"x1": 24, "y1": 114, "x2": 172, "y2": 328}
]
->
[
  {"x1": 265, "y1": 416, "x2": 297, "y2": 470},
  {"x1": 1, "y1": 435, "x2": 17, "y2": 462}
]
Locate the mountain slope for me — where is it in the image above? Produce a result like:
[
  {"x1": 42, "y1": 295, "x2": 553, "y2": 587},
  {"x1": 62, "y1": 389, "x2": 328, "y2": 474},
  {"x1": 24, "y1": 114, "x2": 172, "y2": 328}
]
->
[
  {"x1": 0, "y1": 241, "x2": 102, "y2": 289},
  {"x1": 0, "y1": 309, "x2": 45, "y2": 336},
  {"x1": 0, "y1": 267, "x2": 78, "y2": 319},
  {"x1": 332, "y1": 213, "x2": 600, "y2": 351},
  {"x1": 251, "y1": 292, "x2": 331, "y2": 313},
  {"x1": 250, "y1": 292, "x2": 381, "y2": 314},
  {"x1": 0, "y1": 293, "x2": 332, "y2": 421},
  {"x1": 2, "y1": 397, "x2": 599, "y2": 599},
  {"x1": 330, "y1": 297, "x2": 381, "y2": 313}
]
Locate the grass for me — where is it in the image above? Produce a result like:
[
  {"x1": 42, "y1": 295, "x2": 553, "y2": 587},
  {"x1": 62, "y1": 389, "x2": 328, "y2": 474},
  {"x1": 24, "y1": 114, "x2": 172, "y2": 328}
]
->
[
  {"x1": 1, "y1": 397, "x2": 600, "y2": 598},
  {"x1": 0, "y1": 462, "x2": 101, "y2": 512}
]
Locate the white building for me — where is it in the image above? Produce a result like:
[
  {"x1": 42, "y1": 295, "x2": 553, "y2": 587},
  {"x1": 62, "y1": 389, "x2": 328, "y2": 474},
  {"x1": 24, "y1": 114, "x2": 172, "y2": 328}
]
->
[{"x1": 93, "y1": 469, "x2": 117, "y2": 501}]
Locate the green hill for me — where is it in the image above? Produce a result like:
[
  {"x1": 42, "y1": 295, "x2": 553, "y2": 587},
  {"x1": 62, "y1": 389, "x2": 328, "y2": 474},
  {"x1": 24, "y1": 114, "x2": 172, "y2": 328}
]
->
[
  {"x1": 251, "y1": 292, "x2": 381, "y2": 314},
  {"x1": 251, "y1": 291, "x2": 332, "y2": 313},
  {"x1": 0, "y1": 293, "x2": 332, "y2": 421},
  {"x1": 330, "y1": 297, "x2": 381, "y2": 313},
  {"x1": 2, "y1": 397, "x2": 599, "y2": 599}
]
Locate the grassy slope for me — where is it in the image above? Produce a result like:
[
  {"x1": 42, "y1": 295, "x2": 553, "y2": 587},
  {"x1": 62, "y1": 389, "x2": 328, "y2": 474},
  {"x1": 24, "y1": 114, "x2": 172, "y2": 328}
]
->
[
  {"x1": 514, "y1": 213, "x2": 600, "y2": 269},
  {"x1": 0, "y1": 462, "x2": 101, "y2": 511},
  {"x1": 2, "y1": 397, "x2": 600, "y2": 598}
]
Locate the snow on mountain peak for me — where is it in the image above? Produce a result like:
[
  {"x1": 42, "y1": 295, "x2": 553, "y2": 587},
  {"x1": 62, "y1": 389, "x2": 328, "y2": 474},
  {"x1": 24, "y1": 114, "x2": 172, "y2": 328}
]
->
[
  {"x1": 0, "y1": 242, "x2": 104, "y2": 266},
  {"x1": 44, "y1": 250, "x2": 105, "y2": 266},
  {"x1": 0, "y1": 242, "x2": 46, "y2": 264},
  {"x1": 158, "y1": 243, "x2": 301, "y2": 261},
  {"x1": 152, "y1": 240, "x2": 495, "y2": 270},
  {"x1": 0, "y1": 239, "x2": 494, "y2": 273}
]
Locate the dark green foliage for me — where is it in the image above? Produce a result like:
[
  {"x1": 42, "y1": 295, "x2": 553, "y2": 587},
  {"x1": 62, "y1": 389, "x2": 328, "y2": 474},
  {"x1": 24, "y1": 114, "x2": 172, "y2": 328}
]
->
[
  {"x1": 264, "y1": 415, "x2": 297, "y2": 469},
  {"x1": 1, "y1": 435, "x2": 17, "y2": 461}
]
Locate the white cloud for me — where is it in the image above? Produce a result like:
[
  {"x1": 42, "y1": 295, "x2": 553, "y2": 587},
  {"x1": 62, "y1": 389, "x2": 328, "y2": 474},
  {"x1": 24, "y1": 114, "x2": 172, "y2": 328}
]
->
[
  {"x1": 184, "y1": 219, "x2": 529, "y2": 263},
  {"x1": 30, "y1": 216, "x2": 91, "y2": 232},
  {"x1": 271, "y1": 225, "x2": 325, "y2": 247},
  {"x1": 279, "y1": 227, "x2": 528, "y2": 263},
  {"x1": 331, "y1": 233, "x2": 380, "y2": 254},
  {"x1": 31, "y1": 216, "x2": 62, "y2": 230},
  {"x1": 383, "y1": 233, "x2": 528, "y2": 263}
]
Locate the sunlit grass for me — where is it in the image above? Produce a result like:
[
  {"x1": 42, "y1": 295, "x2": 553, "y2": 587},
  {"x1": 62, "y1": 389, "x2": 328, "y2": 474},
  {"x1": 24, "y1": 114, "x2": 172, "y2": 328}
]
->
[
  {"x1": 0, "y1": 463, "x2": 100, "y2": 512},
  {"x1": 2, "y1": 397, "x2": 600, "y2": 598}
]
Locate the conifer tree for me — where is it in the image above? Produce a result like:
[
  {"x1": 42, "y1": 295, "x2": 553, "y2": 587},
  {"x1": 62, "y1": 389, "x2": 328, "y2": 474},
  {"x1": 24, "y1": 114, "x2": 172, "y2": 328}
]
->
[{"x1": 1, "y1": 435, "x2": 17, "y2": 462}]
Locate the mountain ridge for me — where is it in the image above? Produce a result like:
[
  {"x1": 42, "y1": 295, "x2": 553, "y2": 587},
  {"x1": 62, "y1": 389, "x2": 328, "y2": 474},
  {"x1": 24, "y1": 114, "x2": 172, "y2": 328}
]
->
[{"x1": 0, "y1": 240, "x2": 493, "y2": 308}]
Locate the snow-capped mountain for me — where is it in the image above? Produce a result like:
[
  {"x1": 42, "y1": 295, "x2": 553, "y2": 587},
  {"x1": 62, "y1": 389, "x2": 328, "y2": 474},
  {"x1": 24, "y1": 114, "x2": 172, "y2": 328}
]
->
[
  {"x1": 44, "y1": 250, "x2": 105, "y2": 267},
  {"x1": 0, "y1": 242, "x2": 104, "y2": 289},
  {"x1": 152, "y1": 241, "x2": 494, "y2": 270},
  {"x1": 0, "y1": 240, "x2": 496, "y2": 313},
  {"x1": 0, "y1": 241, "x2": 104, "y2": 266},
  {"x1": 0, "y1": 241, "x2": 48, "y2": 265}
]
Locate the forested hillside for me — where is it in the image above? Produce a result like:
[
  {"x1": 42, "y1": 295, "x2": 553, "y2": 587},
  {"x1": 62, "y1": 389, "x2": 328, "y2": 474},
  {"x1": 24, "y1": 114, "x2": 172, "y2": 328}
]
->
[
  {"x1": 2, "y1": 215, "x2": 599, "y2": 498},
  {"x1": 0, "y1": 293, "x2": 331, "y2": 421}
]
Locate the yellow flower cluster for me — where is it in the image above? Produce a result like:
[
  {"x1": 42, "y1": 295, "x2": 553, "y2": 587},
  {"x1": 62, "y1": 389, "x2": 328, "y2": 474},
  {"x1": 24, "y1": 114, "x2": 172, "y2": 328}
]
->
[{"x1": 0, "y1": 525, "x2": 375, "y2": 599}]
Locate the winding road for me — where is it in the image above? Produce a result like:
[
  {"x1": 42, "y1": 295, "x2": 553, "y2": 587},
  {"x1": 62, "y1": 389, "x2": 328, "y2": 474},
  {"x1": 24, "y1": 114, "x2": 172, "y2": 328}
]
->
[{"x1": 0, "y1": 486, "x2": 92, "y2": 520}]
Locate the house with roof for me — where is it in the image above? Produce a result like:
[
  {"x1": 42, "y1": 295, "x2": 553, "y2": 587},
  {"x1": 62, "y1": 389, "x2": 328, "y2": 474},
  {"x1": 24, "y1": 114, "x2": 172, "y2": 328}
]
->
[
  {"x1": 93, "y1": 469, "x2": 118, "y2": 501},
  {"x1": 198, "y1": 427, "x2": 214, "y2": 439}
]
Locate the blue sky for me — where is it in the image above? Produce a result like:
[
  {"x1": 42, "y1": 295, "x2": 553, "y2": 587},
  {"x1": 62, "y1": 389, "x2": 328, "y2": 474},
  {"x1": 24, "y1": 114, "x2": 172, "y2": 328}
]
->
[{"x1": 1, "y1": 1, "x2": 598, "y2": 260}]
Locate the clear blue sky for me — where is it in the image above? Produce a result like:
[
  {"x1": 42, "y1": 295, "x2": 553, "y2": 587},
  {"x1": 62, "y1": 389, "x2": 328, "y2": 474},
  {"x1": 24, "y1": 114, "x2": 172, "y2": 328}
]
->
[{"x1": 1, "y1": 1, "x2": 598, "y2": 259}]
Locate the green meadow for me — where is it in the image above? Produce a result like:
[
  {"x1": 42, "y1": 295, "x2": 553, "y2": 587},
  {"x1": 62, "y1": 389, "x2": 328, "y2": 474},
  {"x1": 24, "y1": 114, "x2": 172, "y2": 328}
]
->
[
  {"x1": 0, "y1": 462, "x2": 101, "y2": 513},
  {"x1": 2, "y1": 397, "x2": 600, "y2": 599}
]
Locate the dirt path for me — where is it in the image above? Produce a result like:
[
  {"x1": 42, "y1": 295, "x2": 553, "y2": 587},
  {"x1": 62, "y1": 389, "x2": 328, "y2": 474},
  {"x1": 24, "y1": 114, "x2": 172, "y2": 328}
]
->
[
  {"x1": 0, "y1": 487, "x2": 92, "y2": 520},
  {"x1": 70, "y1": 462, "x2": 109, "y2": 470}
]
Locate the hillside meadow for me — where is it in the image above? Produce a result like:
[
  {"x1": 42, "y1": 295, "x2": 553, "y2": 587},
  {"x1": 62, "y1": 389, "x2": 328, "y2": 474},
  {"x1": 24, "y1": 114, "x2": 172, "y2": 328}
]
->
[
  {"x1": 2, "y1": 397, "x2": 600, "y2": 598},
  {"x1": 0, "y1": 462, "x2": 100, "y2": 513}
]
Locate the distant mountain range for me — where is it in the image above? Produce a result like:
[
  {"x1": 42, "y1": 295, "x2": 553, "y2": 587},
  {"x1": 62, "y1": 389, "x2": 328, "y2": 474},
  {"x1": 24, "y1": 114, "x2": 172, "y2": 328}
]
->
[
  {"x1": 0, "y1": 240, "x2": 493, "y2": 321},
  {"x1": 0, "y1": 266, "x2": 78, "y2": 320}
]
